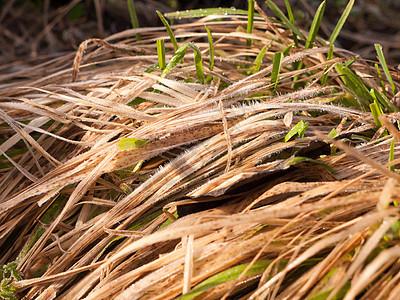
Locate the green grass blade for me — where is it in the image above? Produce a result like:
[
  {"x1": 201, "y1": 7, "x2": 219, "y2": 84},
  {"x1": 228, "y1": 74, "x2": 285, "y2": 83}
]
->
[
  {"x1": 157, "y1": 39, "x2": 166, "y2": 70},
  {"x1": 371, "y1": 88, "x2": 399, "y2": 112},
  {"x1": 271, "y1": 51, "x2": 283, "y2": 91},
  {"x1": 335, "y1": 63, "x2": 374, "y2": 108},
  {"x1": 178, "y1": 260, "x2": 285, "y2": 300},
  {"x1": 253, "y1": 45, "x2": 267, "y2": 72},
  {"x1": 247, "y1": 0, "x2": 255, "y2": 47},
  {"x1": 205, "y1": 25, "x2": 214, "y2": 71},
  {"x1": 157, "y1": 10, "x2": 179, "y2": 51},
  {"x1": 369, "y1": 101, "x2": 383, "y2": 127},
  {"x1": 375, "y1": 44, "x2": 397, "y2": 95},
  {"x1": 266, "y1": 0, "x2": 306, "y2": 40},
  {"x1": 329, "y1": 0, "x2": 354, "y2": 44},
  {"x1": 126, "y1": 0, "x2": 141, "y2": 41},
  {"x1": 118, "y1": 138, "x2": 148, "y2": 150},
  {"x1": 161, "y1": 43, "x2": 189, "y2": 78},
  {"x1": 282, "y1": 43, "x2": 293, "y2": 56},
  {"x1": 284, "y1": 0, "x2": 298, "y2": 46},
  {"x1": 389, "y1": 138, "x2": 395, "y2": 171},
  {"x1": 284, "y1": 120, "x2": 308, "y2": 142},
  {"x1": 286, "y1": 156, "x2": 335, "y2": 173},
  {"x1": 165, "y1": 8, "x2": 251, "y2": 19},
  {"x1": 305, "y1": 1, "x2": 325, "y2": 49},
  {"x1": 188, "y1": 43, "x2": 205, "y2": 84}
]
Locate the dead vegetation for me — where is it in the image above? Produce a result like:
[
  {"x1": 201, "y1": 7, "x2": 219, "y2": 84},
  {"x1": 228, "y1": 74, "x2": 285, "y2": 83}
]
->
[{"x1": 1, "y1": 2, "x2": 400, "y2": 300}]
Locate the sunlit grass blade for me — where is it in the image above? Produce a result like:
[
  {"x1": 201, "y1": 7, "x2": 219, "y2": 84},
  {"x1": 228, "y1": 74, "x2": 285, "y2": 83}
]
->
[
  {"x1": 369, "y1": 100, "x2": 383, "y2": 127},
  {"x1": 371, "y1": 88, "x2": 399, "y2": 112},
  {"x1": 126, "y1": 0, "x2": 141, "y2": 41},
  {"x1": 165, "y1": 8, "x2": 251, "y2": 19},
  {"x1": 205, "y1": 25, "x2": 214, "y2": 71},
  {"x1": 252, "y1": 45, "x2": 267, "y2": 72},
  {"x1": 161, "y1": 43, "x2": 205, "y2": 83},
  {"x1": 282, "y1": 43, "x2": 293, "y2": 56},
  {"x1": 375, "y1": 44, "x2": 397, "y2": 95},
  {"x1": 271, "y1": 51, "x2": 283, "y2": 91},
  {"x1": 329, "y1": 0, "x2": 354, "y2": 44},
  {"x1": 118, "y1": 138, "x2": 148, "y2": 150},
  {"x1": 157, "y1": 39, "x2": 166, "y2": 70},
  {"x1": 284, "y1": 120, "x2": 308, "y2": 142},
  {"x1": 161, "y1": 43, "x2": 189, "y2": 78},
  {"x1": 335, "y1": 63, "x2": 374, "y2": 108},
  {"x1": 157, "y1": 10, "x2": 179, "y2": 51},
  {"x1": 266, "y1": 0, "x2": 305, "y2": 40},
  {"x1": 188, "y1": 43, "x2": 205, "y2": 84},
  {"x1": 284, "y1": 0, "x2": 298, "y2": 46},
  {"x1": 305, "y1": 1, "x2": 325, "y2": 49},
  {"x1": 246, "y1": 0, "x2": 254, "y2": 47}
]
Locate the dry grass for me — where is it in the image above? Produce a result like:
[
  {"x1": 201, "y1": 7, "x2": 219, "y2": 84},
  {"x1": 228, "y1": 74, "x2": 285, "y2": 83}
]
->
[{"x1": 1, "y1": 7, "x2": 400, "y2": 300}]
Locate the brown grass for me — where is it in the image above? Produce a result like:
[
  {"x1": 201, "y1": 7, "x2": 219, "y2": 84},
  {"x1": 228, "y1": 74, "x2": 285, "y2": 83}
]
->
[{"x1": 1, "y1": 9, "x2": 400, "y2": 300}]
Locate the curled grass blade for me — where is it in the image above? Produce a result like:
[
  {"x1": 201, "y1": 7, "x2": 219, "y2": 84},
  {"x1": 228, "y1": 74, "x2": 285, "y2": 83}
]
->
[
  {"x1": 157, "y1": 10, "x2": 179, "y2": 51},
  {"x1": 284, "y1": 120, "x2": 308, "y2": 142},
  {"x1": 188, "y1": 43, "x2": 205, "y2": 84},
  {"x1": 329, "y1": 0, "x2": 354, "y2": 44},
  {"x1": 375, "y1": 44, "x2": 397, "y2": 95},
  {"x1": 205, "y1": 25, "x2": 214, "y2": 71}
]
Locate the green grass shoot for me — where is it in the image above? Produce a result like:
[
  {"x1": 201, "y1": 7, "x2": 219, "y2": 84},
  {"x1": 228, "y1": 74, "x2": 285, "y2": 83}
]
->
[
  {"x1": 329, "y1": 0, "x2": 354, "y2": 44},
  {"x1": 284, "y1": 0, "x2": 298, "y2": 46},
  {"x1": 126, "y1": 0, "x2": 141, "y2": 41},
  {"x1": 266, "y1": 0, "x2": 305, "y2": 40},
  {"x1": 161, "y1": 43, "x2": 205, "y2": 84},
  {"x1": 305, "y1": 1, "x2": 325, "y2": 49},
  {"x1": 157, "y1": 39, "x2": 166, "y2": 70},
  {"x1": 157, "y1": 11, "x2": 179, "y2": 51},
  {"x1": 375, "y1": 44, "x2": 397, "y2": 95},
  {"x1": 286, "y1": 156, "x2": 335, "y2": 173},
  {"x1": 252, "y1": 45, "x2": 267, "y2": 72},
  {"x1": 369, "y1": 100, "x2": 383, "y2": 127},
  {"x1": 321, "y1": 44, "x2": 334, "y2": 85},
  {"x1": 246, "y1": 0, "x2": 254, "y2": 47},
  {"x1": 205, "y1": 25, "x2": 214, "y2": 71},
  {"x1": 284, "y1": 120, "x2": 308, "y2": 142},
  {"x1": 271, "y1": 51, "x2": 283, "y2": 91}
]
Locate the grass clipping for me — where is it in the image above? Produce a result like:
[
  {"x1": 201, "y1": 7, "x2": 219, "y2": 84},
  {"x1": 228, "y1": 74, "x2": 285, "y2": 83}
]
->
[{"x1": 1, "y1": 5, "x2": 400, "y2": 300}]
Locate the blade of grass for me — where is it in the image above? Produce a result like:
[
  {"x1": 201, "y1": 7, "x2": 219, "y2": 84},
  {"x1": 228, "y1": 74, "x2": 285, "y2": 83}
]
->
[
  {"x1": 271, "y1": 51, "x2": 283, "y2": 92},
  {"x1": 284, "y1": 120, "x2": 308, "y2": 142},
  {"x1": 286, "y1": 156, "x2": 335, "y2": 173},
  {"x1": 369, "y1": 101, "x2": 383, "y2": 127},
  {"x1": 252, "y1": 45, "x2": 267, "y2": 73},
  {"x1": 284, "y1": 0, "x2": 298, "y2": 46},
  {"x1": 321, "y1": 44, "x2": 334, "y2": 85},
  {"x1": 157, "y1": 39, "x2": 166, "y2": 70},
  {"x1": 246, "y1": 0, "x2": 255, "y2": 47},
  {"x1": 126, "y1": 0, "x2": 141, "y2": 41},
  {"x1": 205, "y1": 25, "x2": 214, "y2": 71},
  {"x1": 157, "y1": 11, "x2": 179, "y2": 51},
  {"x1": 188, "y1": 43, "x2": 205, "y2": 84},
  {"x1": 371, "y1": 88, "x2": 399, "y2": 112},
  {"x1": 266, "y1": 0, "x2": 305, "y2": 40},
  {"x1": 161, "y1": 43, "x2": 189, "y2": 78},
  {"x1": 329, "y1": 0, "x2": 354, "y2": 44},
  {"x1": 304, "y1": 1, "x2": 325, "y2": 49},
  {"x1": 375, "y1": 44, "x2": 397, "y2": 95}
]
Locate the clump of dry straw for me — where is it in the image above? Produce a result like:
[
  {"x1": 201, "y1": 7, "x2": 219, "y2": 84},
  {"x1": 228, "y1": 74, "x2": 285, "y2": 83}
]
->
[{"x1": 1, "y1": 2, "x2": 400, "y2": 299}]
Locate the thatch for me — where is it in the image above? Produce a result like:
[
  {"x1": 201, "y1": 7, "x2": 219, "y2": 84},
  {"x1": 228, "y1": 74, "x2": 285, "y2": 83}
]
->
[{"x1": 1, "y1": 5, "x2": 400, "y2": 300}]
